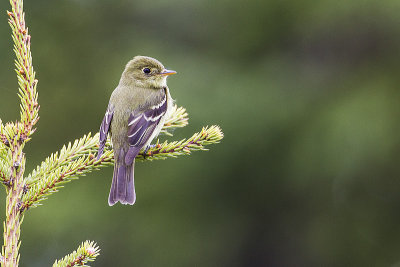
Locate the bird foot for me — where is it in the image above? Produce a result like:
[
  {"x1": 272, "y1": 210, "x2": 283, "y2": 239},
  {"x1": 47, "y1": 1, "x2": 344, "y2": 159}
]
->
[{"x1": 143, "y1": 144, "x2": 158, "y2": 159}]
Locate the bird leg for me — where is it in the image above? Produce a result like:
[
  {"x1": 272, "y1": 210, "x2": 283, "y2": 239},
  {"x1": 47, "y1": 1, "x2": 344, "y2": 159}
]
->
[{"x1": 143, "y1": 144, "x2": 157, "y2": 159}]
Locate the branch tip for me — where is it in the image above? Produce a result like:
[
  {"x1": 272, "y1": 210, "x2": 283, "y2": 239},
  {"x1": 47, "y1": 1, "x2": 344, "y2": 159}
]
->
[{"x1": 52, "y1": 240, "x2": 100, "y2": 267}]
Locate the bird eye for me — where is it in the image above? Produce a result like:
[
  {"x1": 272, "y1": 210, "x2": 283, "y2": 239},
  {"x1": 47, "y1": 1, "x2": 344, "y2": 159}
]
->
[{"x1": 143, "y1": 68, "x2": 151, "y2": 74}]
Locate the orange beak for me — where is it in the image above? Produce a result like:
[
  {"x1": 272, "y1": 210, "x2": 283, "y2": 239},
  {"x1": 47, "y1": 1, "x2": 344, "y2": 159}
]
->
[{"x1": 160, "y1": 69, "x2": 177, "y2": 76}]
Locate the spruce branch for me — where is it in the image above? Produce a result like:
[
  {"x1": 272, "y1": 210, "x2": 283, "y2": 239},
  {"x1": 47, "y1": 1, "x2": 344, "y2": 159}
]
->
[
  {"x1": 21, "y1": 124, "x2": 223, "y2": 211},
  {"x1": 136, "y1": 125, "x2": 224, "y2": 161},
  {"x1": 21, "y1": 134, "x2": 114, "y2": 211},
  {"x1": 160, "y1": 105, "x2": 188, "y2": 136},
  {"x1": 7, "y1": 0, "x2": 39, "y2": 140},
  {"x1": 1, "y1": 0, "x2": 37, "y2": 265},
  {"x1": 2, "y1": 143, "x2": 26, "y2": 267},
  {"x1": 24, "y1": 133, "x2": 109, "y2": 186},
  {"x1": 52, "y1": 241, "x2": 100, "y2": 267},
  {"x1": 24, "y1": 104, "x2": 187, "y2": 187}
]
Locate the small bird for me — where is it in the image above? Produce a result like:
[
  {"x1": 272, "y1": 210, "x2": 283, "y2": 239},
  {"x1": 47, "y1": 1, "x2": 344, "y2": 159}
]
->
[{"x1": 97, "y1": 56, "x2": 176, "y2": 206}]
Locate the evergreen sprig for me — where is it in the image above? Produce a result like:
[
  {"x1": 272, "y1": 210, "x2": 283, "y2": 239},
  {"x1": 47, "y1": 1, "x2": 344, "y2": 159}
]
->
[
  {"x1": 21, "y1": 122, "x2": 223, "y2": 211},
  {"x1": 1, "y1": 0, "x2": 38, "y2": 265},
  {"x1": 160, "y1": 105, "x2": 188, "y2": 136},
  {"x1": 136, "y1": 125, "x2": 224, "y2": 161},
  {"x1": 21, "y1": 133, "x2": 114, "y2": 211},
  {"x1": 7, "y1": 0, "x2": 39, "y2": 140},
  {"x1": 52, "y1": 241, "x2": 100, "y2": 267},
  {"x1": 1, "y1": 0, "x2": 223, "y2": 265}
]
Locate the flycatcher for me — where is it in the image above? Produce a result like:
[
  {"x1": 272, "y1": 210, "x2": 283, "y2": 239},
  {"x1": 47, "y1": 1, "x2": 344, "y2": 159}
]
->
[{"x1": 97, "y1": 56, "x2": 176, "y2": 206}]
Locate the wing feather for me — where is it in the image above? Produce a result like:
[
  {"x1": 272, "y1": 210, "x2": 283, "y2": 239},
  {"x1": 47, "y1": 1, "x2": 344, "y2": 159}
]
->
[
  {"x1": 97, "y1": 104, "x2": 114, "y2": 160},
  {"x1": 124, "y1": 94, "x2": 168, "y2": 165}
]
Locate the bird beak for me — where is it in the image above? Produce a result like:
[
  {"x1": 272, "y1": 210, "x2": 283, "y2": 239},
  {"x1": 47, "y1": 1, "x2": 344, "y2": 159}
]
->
[{"x1": 160, "y1": 69, "x2": 177, "y2": 76}]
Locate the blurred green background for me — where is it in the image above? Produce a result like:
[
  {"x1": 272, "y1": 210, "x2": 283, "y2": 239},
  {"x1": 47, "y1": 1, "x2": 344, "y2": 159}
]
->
[{"x1": 1, "y1": 0, "x2": 400, "y2": 266}]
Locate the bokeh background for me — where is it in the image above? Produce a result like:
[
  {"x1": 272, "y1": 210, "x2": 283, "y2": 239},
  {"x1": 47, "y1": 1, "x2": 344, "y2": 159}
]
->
[{"x1": 1, "y1": 0, "x2": 400, "y2": 266}]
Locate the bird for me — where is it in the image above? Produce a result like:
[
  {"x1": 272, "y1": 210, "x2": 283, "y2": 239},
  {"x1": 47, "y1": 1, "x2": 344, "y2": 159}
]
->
[{"x1": 97, "y1": 56, "x2": 176, "y2": 206}]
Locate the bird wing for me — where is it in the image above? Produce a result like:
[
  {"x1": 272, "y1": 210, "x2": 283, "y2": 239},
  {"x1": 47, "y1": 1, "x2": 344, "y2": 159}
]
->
[
  {"x1": 97, "y1": 104, "x2": 114, "y2": 160},
  {"x1": 124, "y1": 93, "x2": 168, "y2": 165}
]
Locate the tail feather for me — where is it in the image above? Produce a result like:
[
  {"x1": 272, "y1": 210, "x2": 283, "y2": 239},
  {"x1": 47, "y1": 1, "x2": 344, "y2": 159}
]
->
[{"x1": 108, "y1": 153, "x2": 136, "y2": 206}]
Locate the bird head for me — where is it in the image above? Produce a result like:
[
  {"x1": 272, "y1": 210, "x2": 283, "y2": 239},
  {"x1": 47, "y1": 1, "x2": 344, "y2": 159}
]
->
[{"x1": 121, "y1": 56, "x2": 176, "y2": 89}]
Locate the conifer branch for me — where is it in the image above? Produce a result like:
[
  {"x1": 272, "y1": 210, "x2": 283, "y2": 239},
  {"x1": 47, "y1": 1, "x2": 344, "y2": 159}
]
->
[
  {"x1": 136, "y1": 125, "x2": 224, "y2": 161},
  {"x1": 24, "y1": 104, "x2": 187, "y2": 187},
  {"x1": 20, "y1": 125, "x2": 223, "y2": 211},
  {"x1": 7, "y1": 0, "x2": 39, "y2": 141},
  {"x1": 2, "y1": 143, "x2": 26, "y2": 267},
  {"x1": 52, "y1": 241, "x2": 100, "y2": 267},
  {"x1": 21, "y1": 134, "x2": 114, "y2": 211},
  {"x1": 160, "y1": 105, "x2": 188, "y2": 136},
  {"x1": 24, "y1": 133, "x2": 108, "y2": 186},
  {"x1": 1, "y1": 0, "x2": 38, "y2": 265}
]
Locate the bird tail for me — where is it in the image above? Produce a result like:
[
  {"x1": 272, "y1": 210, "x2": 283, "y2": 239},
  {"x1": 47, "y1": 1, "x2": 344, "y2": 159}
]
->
[{"x1": 108, "y1": 149, "x2": 136, "y2": 206}]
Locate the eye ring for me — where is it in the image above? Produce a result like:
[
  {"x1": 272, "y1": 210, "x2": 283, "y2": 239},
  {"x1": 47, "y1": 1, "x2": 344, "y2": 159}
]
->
[{"x1": 143, "y1": 68, "x2": 151, "y2": 74}]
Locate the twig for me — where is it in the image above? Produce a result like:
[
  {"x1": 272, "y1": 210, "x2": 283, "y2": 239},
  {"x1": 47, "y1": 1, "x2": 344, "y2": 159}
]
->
[
  {"x1": 7, "y1": 0, "x2": 39, "y2": 138},
  {"x1": 21, "y1": 125, "x2": 223, "y2": 211},
  {"x1": 52, "y1": 241, "x2": 100, "y2": 267},
  {"x1": 1, "y1": 0, "x2": 37, "y2": 265}
]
